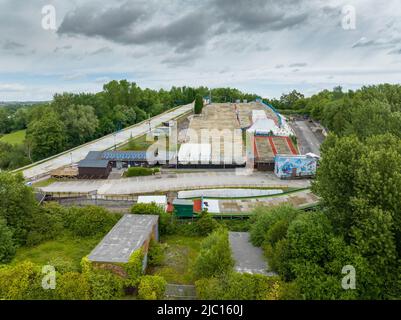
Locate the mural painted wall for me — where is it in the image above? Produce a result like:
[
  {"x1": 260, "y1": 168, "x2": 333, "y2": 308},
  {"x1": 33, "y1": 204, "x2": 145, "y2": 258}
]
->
[{"x1": 274, "y1": 155, "x2": 317, "y2": 178}]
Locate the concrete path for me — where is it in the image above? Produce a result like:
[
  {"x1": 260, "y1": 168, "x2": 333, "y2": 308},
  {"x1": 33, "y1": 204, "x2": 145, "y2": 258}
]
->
[
  {"x1": 20, "y1": 103, "x2": 193, "y2": 181},
  {"x1": 292, "y1": 120, "x2": 323, "y2": 156},
  {"x1": 40, "y1": 172, "x2": 311, "y2": 196},
  {"x1": 229, "y1": 232, "x2": 276, "y2": 276}
]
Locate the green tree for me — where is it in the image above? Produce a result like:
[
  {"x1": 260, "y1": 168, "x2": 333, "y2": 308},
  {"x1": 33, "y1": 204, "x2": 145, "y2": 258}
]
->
[
  {"x1": 0, "y1": 172, "x2": 38, "y2": 244},
  {"x1": 0, "y1": 219, "x2": 16, "y2": 263},
  {"x1": 26, "y1": 112, "x2": 66, "y2": 161},
  {"x1": 194, "y1": 95, "x2": 204, "y2": 114}
]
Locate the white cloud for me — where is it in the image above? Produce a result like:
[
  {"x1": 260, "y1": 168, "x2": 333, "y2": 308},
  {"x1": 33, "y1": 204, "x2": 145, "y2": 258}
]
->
[{"x1": 0, "y1": 0, "x2": 400, "y2": 100}]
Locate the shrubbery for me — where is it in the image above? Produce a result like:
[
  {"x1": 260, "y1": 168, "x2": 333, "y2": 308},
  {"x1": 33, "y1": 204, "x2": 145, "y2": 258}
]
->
[
  {"x1": 137, "y1": 275, "x2": 167, "y2": 300},
  {"x1": 195, "y1": 272, "x2": 285, "y2": 300},
  {"x1": 121, "y1": 249, "x2": 144, "y2": 287},
  {"x1": 251, "y1": 206, "x2": 362, "y2": 299},
  {"x1": 0, "y1": 219, "x2": 16, "y2": 263},
  {"x1": 26, "y1": 202, "x2": 64, "y2": 246},
  {"x1": 193, "y1": 228, "x2": 234, "y2": 279},
  {"x1": 125, "y1": 167, "x2": 159, "y2": 177},
  {"x1": 147, "y1": 240, "x2": 165, "y2": 267},
  {"x1": 195, "y1": 211, "x2": 219, "y2": 236},
  {"x1": 249, "y1": 205, "x2": 299, "y2": 247},
  {"x1": 64, "y1": 206, "x2": 121, "y2": 237},
  {"x1": 86, "y1": 269, "x2": 125, "y2": 300},
  {"x1": 56, "y1": 272, "x2": 90, "y2": 300},
  {"x1": 131, "y1": 203, "x2": 173, "y2": 235}
]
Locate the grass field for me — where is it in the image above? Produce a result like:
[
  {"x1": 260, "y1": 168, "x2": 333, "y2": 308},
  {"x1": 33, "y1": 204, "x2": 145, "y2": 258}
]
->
[
  {"x1": 150, "y1": 235, "x2": 204, "y2": 284},
  {"x1": 118, "y1": 134, "x2": 155, "y2": 151},
  {"x1": 32, "y1": 178, "x2": 58, "y2": 188},
  {"x1": 0, "y1": 129, "x2": 26, "y2": 145},
  {"x1": 13, "y1": 234, "x2": 102, "y2": 272}
]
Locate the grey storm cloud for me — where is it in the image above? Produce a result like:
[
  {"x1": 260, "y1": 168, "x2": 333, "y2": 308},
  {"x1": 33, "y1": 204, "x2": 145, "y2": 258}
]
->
[
  {"x1": 120, "y1": 12, "x2": 211, "y2": 52},
  {"x1": 211, "y1": 0, "x2": 310, "y2": 32},
  {"x1": 58, "y1": 2, "x2": 150, "y2": 39},
  {"x1": 57, "y1": 0, "x2": 313, "y2": 52}
]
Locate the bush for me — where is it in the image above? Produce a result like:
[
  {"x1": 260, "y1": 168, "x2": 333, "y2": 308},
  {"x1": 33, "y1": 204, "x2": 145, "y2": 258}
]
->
[
  {"x1": 148, "y1": 240, "x2": 165, "y2": 267},
  {"x1": 87, "y1": 269, "x2": 124, "y2": 300},
  {"x1": 0, "y1": 218, "x2": 16, "y2": 263},
  {"x1": 48, "y1": 257, "x2": 77, "y2": 274},
  {"x1": 131, "y1": 203, "x2": 173, "y2": 235},
  {"x1": 137, "y1": 275, "x2": 167, "y2": 300},
  {"x1": 26, "y1": 202, "x2": 65, "y2": 246},
  {"x1": 125, "y1": 167, "x2": 157, "y2": 177},
  {"x1": 121, "y1": 249, "x2": 144, "y2": 287},
  {"x1": 0, "y1": 261, "x2": 56, "y2": 300},
  {"x1": 193, "y1": 228, "x2": 234, "y2": 279},
  {"x1": 195, "y1": 211, "x2": 219, "y2": 236},
  {"x1": 56, "y1": 272, "x2": 90, "y2": 300},
  {"x1": 249, "y1": 205, "x2": 299, "y2": 247},
  {"x1": 64, "y1": 206, "x2": 121, "y2": 237},
  {"x1": 195, "y1": 272, "x2": 283, "y2": 300}
]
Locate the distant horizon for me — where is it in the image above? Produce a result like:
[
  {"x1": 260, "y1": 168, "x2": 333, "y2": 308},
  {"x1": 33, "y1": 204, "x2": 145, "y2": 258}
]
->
[{"x1": 0, "y1": 81, "x2": 383, "y2": 103}]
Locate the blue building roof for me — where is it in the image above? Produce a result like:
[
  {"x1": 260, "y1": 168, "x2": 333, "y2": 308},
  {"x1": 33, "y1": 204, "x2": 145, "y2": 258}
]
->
[{"x1": 101, "y1": 151, "x2": 147, "y2": 161}]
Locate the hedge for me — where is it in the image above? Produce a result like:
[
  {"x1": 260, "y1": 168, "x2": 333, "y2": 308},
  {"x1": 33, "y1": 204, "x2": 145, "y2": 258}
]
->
[{"x1": 137, "y1": 275, "x2": 167, "y2": 300}]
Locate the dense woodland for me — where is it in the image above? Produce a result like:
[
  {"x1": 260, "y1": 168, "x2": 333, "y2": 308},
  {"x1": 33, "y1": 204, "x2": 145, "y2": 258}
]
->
[{"x1": 0, "y1": 81, "x2": 258, "y2": 170}]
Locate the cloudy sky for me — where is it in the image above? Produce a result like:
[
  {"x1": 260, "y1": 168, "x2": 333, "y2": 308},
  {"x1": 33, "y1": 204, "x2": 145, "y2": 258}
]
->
[{"x1": 0, "y1": 0, "x2": 400, "y2": 101}]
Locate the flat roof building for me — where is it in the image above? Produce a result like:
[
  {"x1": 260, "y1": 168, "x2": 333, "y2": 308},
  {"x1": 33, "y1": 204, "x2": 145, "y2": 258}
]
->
[{"x1": 88, "y1": 214, "x2": 159, "y2": 264}]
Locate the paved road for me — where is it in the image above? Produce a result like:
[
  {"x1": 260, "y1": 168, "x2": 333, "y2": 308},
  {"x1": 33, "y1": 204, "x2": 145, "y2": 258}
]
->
[
  {"x1": 20, "y1": 103, "x2": 193, "y2": 180},
  {"x1": 292, "y1": 120, "x2": 322, "y2": 156},
  {"x1": 40, "y1": 172, "x2": 311, "y2": 196},
  {"x1": 229, "y1": 232, "x2": 276, "y2": 276}
]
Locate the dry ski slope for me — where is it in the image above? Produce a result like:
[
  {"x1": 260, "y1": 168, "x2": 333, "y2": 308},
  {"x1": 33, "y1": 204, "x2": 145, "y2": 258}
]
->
[{"x1": 20, "y1": 103, "x2": 193, "y2": 181}]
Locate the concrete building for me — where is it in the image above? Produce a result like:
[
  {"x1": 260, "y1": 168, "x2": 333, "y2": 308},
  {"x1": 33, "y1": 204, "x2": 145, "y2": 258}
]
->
[{"x1": 88, "y1": 214, "x2": 159, "y2": 275}]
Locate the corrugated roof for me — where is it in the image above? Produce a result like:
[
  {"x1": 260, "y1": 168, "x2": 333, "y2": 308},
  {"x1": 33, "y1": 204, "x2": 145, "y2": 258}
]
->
[{"x1": 88, "y1": 214, "x2": 159, "y2": 263}]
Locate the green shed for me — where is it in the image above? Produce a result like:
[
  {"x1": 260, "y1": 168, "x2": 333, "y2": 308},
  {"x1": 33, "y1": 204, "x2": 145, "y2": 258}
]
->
[{"x1": 173, "y1": 199, "x2": 194, "y2": 218}]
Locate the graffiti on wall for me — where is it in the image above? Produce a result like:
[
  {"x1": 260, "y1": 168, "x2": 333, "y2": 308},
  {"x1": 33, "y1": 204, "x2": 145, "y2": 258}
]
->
[{"x1": 274, "y1": 155, "x2": 317, "y2": 178}]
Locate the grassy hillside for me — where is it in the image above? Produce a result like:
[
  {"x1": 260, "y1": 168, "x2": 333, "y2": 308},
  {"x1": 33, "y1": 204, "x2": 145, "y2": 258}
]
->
[{"x1": 0, "y1": 129, "x2": 26, "y2": 145}]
